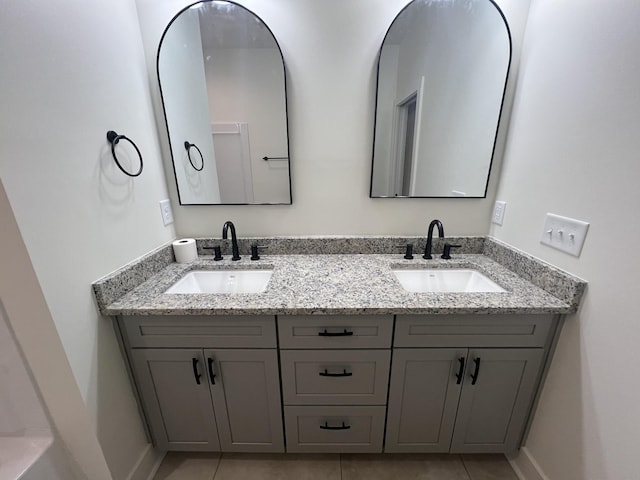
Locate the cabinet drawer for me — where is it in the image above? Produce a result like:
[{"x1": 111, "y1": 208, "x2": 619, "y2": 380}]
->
[
  {"x1": 280, "y1": 350, "x2": 390, "y2": 405},
  {"x1": 278, "y1": 315, "x2": 393, "y2": 349},
  {"x1": 121, "y1": 315, "x2": 276, "y2": 348},
  {"x1": 394, "y1": 314, "x2": 553, "y2": 348},
  {"x1": 284, "y1": 406, "x2": 385, "y2": 453}
]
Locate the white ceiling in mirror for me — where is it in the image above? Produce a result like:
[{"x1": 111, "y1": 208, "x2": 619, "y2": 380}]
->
[
  {"x1": 370, "y1": 0, "x2": 511, "y2": 198},
  {"x1": 158, "y1": 0, "x2": 291, "y2": 205}
]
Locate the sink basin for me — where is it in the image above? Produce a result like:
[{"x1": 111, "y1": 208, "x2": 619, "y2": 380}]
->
[
  {"x1": 165, "y1": 270, "x2": 273, "y2": 294},
  {"x1": 393, "y1": 269, "x2": 506, "y2": 293}
]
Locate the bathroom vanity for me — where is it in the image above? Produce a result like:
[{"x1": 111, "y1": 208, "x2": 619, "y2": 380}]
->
[{"x1": 93, "y1": 237, "x2": 584, "y2": 456}]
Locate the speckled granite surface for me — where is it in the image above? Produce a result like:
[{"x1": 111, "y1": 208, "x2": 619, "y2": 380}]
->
[{"x1": 93, "y1": 235, "x2": 585, "y2": 316}]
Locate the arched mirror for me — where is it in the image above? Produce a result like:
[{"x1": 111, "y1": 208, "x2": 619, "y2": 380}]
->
[
  {"x1": 370, "y1": 0, "x2": 511, "y2": 198},
  {"x1": 158, "y1": 1, "x2": 291, "y2": 205}
]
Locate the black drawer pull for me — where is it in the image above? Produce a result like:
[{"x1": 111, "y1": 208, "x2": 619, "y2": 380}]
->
[
  {"x1": 470, "y1": 357, "x2": 481, "y2": 385},
  {"x1": 320, "y1": 421, "x2": 351, "y2": 430},
  {"x1": 207, "y1": 357, "x2": 216, "y2": 385},
  {"x1": 455, "y1": 357, "x2": 465, "y2": 385},
  {"x1": 318, "y1": 329, "x2": 354, "y2": 337},
  {"x1": 319, "y1": 369, "x2": 353, "y2": 377},
  {"x1": 192, "y1": 358, "x2": 201, "y2": 385}
]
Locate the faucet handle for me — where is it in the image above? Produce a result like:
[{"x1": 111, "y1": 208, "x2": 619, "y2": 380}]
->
[
  {"x1": 203, "y1": 245, "x2": 223, "y2": 261},
  {"x1": 396, "y1": 243, "x2": 414, "y2": 260},
  {"x1": 250, "y1": 245, "x2": 268, "y2": 261},
  {"x1": 441, "y1": 243, "x2": 462, "y2": 260}
]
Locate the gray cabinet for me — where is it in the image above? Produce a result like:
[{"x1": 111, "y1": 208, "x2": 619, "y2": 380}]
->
[
  {"x1": 132, "y1": 348, "x2": 283, "y2": 453},
  {"x1": 131, "y1": 349, "x2": 220, "y2": 452},
  {"x1": 385, "y1": 314, "x2": 552, "y2": 454},
  {"x1": 278, "y1": 315, "x2": 393, "y2": 453},
  {"x1": 123, "y1": 315, "x2": 284, "y2": 453}
]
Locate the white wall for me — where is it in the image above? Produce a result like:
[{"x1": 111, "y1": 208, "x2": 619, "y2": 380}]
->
[
  {"x1": 491, "y1": 1, "x2": 640, "y2": 478},
  {"x1": 136, "y1": 0, "x2": 530, "y2": 238},
  {"x1": 160, "y1": 8, "x2": 221, "y2": 204},
  {"x1": 0, "y1": 0, "x2": 175, "y2": 479}
]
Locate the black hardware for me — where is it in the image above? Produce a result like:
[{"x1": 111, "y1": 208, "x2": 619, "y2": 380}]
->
[
  {"x1": 423, "y1": 219, "x2": 444, "y2": 259},
  {"x1": 319, "y1": 421, "x2": 351, "y2": 430},
  {"x1": 455, "y1": 357, "x2": 465, "y2": 385},
  {"x1": 222, "y1": 221, "x2": 241, "y2": 261},
  {"x1": 470, "y1": 357, "x2": 481, "y2": 385},
  {"x1": 262, "y1": 156, "x2": 289, "y2": 161},
  {"x1": 202, "y1": 245, "x2": 223, "y2": 261},
  {"x1": 319, "y1": 369, "x2": 353, "y2": 377},
  {"x1": 318, "y1": 329, "x2": 354, "y2": 337},
  {"x1": 251, "y1": 245, "x2": 268, "y2": 261},
  {"x1": 106, "y1": 130, "x2": 143, "y2": 177},
  {"x1": 192, "y1": 358, "x2": 201, "y2": 385},
  {"x1": 184, "y1": 141, "x2": 204, "y2": 171},
  {"x1": 441, "y1": 243, "x2": 462, "y2": 259},
  {"x1": 397, "y1": 243, "x2": 414, "y2": 259},
  {"x1": 207, "y1": 357, "x2": 216, "y2": 385}
]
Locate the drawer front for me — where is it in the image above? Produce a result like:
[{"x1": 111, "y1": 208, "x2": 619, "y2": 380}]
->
[
  {"x1": 121, "y1": 315, "x2": 277, "y2": 348},
  {"x1": 280, "y1": 350, "x2": 390, "y2": 405},
  {"x1": 284, "y1": 406, "x2": 385, "y2": 453},
  {"x1": 278, "y1": 315, "x2": 393, "y2": 349},
  {"x1": 394, "y1": 314, "x2": 554, "y2": 348}
]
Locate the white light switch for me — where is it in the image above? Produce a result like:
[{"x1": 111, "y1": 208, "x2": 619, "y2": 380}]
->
[
  {"x1": 492, "y1": 201, "x2": 506, "y2": 225},
  {"x1": 540, "y1": 213, "x2": 589, "y2": 257},
  {"x1": 159, "y1": 199, "x2": 174, "y2": 226}
]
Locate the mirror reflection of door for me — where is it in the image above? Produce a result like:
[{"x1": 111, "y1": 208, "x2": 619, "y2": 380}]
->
[
  {"x1": 371, "y1": 0, "x2": 511, "y2": 198},
  {"x1": 158, "y1": 1, "x2": 291, "y2": 205}
]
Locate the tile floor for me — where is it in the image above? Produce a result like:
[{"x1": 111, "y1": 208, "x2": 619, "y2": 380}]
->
[{"x1": 153, "y1": 452, "x2": 519, "y2": 480}]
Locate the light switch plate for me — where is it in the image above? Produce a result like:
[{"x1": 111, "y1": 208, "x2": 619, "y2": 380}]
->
[
  {"x1": 540, "y1": 213, "x2": 589, "y2": 257},
  {"x1": 159, "y1": 199, "x2": 174, "y2": 226},
  {"x1": 492, "y1": 201, "x2": 506, "y2": 225}
]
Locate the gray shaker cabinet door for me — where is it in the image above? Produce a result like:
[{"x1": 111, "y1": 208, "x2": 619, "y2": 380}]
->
[
  {"x1": 131, "y1": 349, "x2": 220, "y2": 451},
  {"x1": 205, "y1": 349, "x2": 284, "y2": 452},
  {"x1": 451, "y1": 348, "x2": 544, "y2": 454},
  {"x1": 385, "y1": 348, "x2": 466, "y2": 453}
]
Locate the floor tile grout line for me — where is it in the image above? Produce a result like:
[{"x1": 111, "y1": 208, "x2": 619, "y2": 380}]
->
[
  {"x1": 460, "y1": 454, "x2": 473, "y2": 480},
  {"x1": 211, "y1": 452, "x2": 223, "y2": 480}
]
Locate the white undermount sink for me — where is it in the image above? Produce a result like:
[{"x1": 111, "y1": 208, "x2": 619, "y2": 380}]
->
[
  {"x1": 393, "y1": 268, "x2": 506, "y2": 293},
  {"x1": 165, "y1": 270, "x2": 273, "y2": 294}
]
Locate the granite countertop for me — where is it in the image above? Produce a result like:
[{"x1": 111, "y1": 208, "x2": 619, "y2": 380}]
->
[{"x1": 96, "y1": 250, "x2": 577, "y2": 316}]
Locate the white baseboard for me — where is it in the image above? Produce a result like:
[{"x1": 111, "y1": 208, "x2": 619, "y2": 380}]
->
[
  {"x1": 125, "y1": 444, "x2": 164, "y2": 480},
  {"x1": 508, "y1": 447, "x2": 550, "y2": 480}
]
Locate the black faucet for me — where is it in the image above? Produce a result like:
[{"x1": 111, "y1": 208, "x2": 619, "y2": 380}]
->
[
  {"x1": 222, "y1": 220, "x2": 241, "y2": 261},
  {"x1": 423, "y1": 219, "x2": 444, "y2": 259}
]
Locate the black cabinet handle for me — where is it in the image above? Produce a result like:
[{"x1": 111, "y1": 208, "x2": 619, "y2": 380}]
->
[
  {"x1": 318, "y1": 329, "x2": 353, "y2": 337},
  {"x1": 319, "y1": 369, "x2": 353, "y2": 377},
  {"x1": 455, "y1": 357, "x2": 465, "y2": 385},
  {"x1": 319, "y1": 421, "x2": 351, "y2": 430},
  {"x1": 207, "y1": 357, "x2": 216, "y2": 385},
  {"x1": 470, "y1": 357, "x2": 481, "y2": 385},
  {"x1": 192, "y1": 358, "x2": 201, "y2": 385}
]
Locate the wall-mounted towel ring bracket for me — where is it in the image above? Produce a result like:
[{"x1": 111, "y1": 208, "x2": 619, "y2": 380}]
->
[
  {"x1": 184, "y1": 141, "x2": 204, "y2": 171},
  {"x1": 106, "y1": 130, "x2": 143, "y2": 177}
]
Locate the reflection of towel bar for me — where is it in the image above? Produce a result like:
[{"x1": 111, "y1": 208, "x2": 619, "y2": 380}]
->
[{"x1": 262, "y1": 156, "x2": 289, "y2": 161}]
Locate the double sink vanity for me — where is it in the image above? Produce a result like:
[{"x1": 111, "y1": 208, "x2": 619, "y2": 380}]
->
[{"x1": 93, "y1": 235, "x2": 585, "y2": 456}]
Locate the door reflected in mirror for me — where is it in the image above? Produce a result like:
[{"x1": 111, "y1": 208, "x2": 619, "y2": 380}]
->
[
  {"x1": 159, "y1": 1, "x2": 291, "y2": 205},
  {"x1": 370, "y1": 0, "x2": 511, "y2": 198}
]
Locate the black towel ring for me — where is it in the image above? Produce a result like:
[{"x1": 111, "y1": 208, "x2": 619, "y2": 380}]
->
[
  {"x1": 106, "y1": 130, "x2": 143, "y2": 177},
  {"x1": 184, "y1": 141, "x2": 204, "y2": 171}
]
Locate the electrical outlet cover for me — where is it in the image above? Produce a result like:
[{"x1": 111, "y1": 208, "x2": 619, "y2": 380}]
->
[
  {"x1": 540, "y1": 213, "x2": 589, "y2": 257},
  {"x1": 159, "y1": 199, "x2": 174, "y2": 226},
  {"x1": 492, "y1": 201, "x2": 506, "y2": 225}
]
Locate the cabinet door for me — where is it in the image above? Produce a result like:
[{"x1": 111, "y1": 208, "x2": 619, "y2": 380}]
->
[
  {"x1": 131, "y1": 349, "x2": 220, "y2": 451},
  {"x1": 385, "y1": 348, "x2": 466, "y2": 452},
  {"x1": 205, "y1": 349, "x2": 284, "y2": 452},
  {"x1": 451, "y1": 348, "x2": 543, "y2": 454}
]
